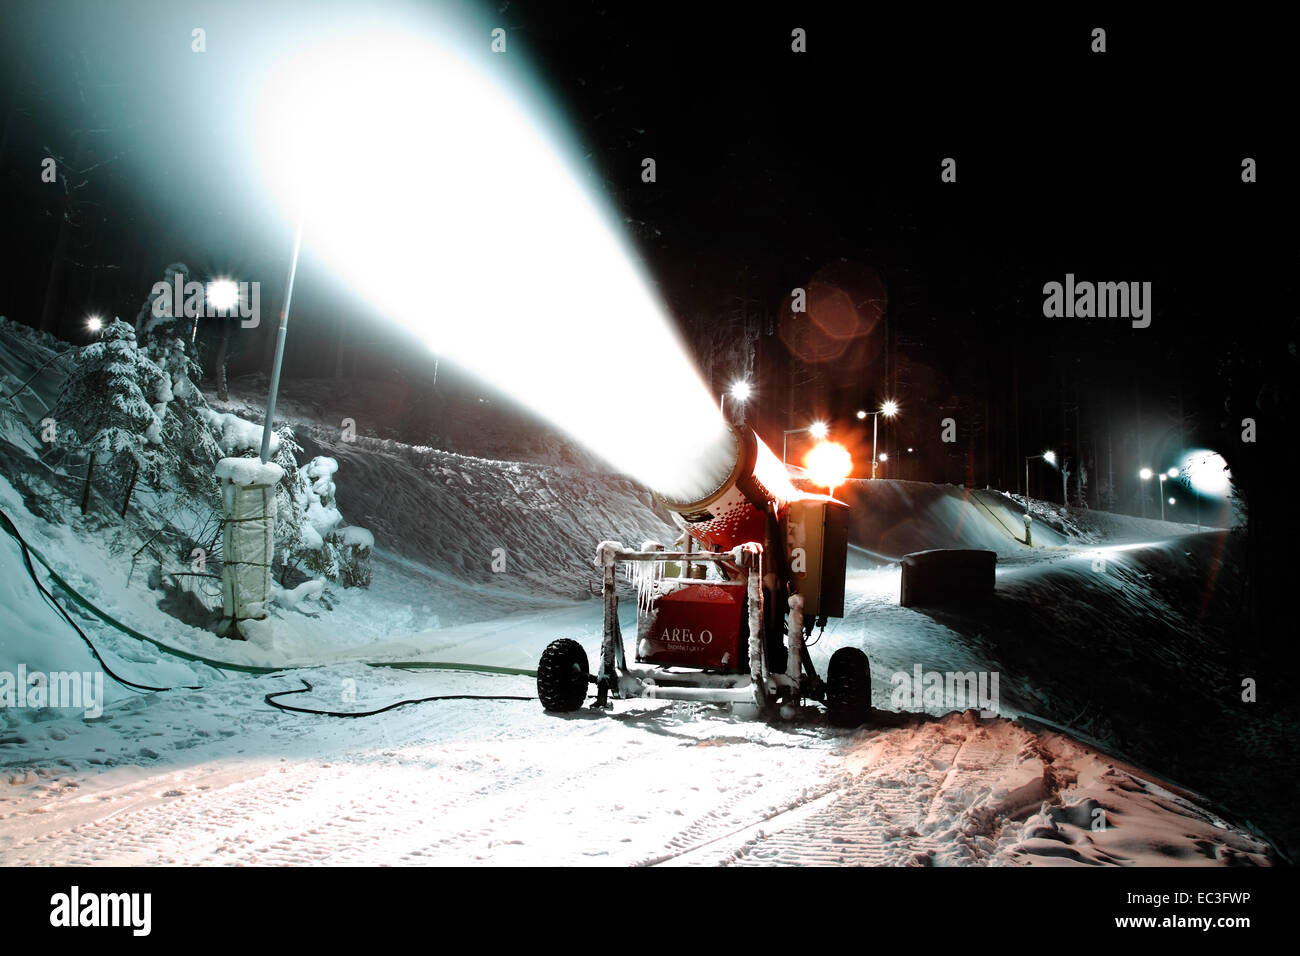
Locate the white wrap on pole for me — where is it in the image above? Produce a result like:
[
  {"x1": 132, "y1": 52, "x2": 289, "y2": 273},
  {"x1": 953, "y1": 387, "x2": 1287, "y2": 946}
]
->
[{"x1": 215, "y1": 457, "x2": 284, "y2": 639}]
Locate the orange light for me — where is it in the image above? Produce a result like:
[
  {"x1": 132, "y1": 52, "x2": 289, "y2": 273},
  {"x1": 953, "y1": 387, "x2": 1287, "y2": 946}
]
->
[{"x1": 804, "y1": 441, "x2": 853, "y2": 490}]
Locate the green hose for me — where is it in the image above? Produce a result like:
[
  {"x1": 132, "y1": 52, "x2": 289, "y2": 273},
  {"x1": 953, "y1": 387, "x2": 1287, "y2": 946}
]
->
[{"x1": 0, "y1": 507, "x2": 537, "y2": 681}]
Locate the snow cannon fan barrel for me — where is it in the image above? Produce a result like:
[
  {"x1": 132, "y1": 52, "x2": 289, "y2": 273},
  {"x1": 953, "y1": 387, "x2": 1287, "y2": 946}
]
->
[
  {"x1": 651, "y1": 425, "x2": 849, "y2": 623},
  {"x1": 653, "y1": 426, "x2": 786, "y2": 552}
]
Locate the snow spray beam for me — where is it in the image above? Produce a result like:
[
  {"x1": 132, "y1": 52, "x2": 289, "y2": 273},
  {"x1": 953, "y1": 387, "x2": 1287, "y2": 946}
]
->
[{"x1": 253, "y1": 20, "x2": 733, "y2": 502}]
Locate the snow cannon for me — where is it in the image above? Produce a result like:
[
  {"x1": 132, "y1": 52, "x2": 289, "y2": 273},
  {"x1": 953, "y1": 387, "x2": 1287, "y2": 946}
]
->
[{"x1": 535, "y1": 424, "x2": 868, "y2": 726}]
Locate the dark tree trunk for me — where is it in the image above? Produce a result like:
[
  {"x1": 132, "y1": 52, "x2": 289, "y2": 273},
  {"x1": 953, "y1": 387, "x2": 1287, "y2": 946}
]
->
[
  {"x1": 216, "y1": 322, "x2": 230, "y2": 401},
  {"x1": 39, "y1": 128, "x2": 88, "y2": 334},
  {"x1": 80, "y1": 451, "x2": 96, "y2": 515},
  {"x1": 120, "y1": 459, "x2": 139, "y2": 517},
  {"x1": 1075, "y1": 381, "x2": 1083, "y2": 506}
]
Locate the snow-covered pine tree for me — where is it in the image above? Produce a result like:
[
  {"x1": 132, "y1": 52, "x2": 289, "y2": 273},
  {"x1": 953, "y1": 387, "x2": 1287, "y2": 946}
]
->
[
  {"x1": 268, "y1": 425, "x2": 308, "y2": 580},
  {"x1": 48, "y1": 318, "x2": 169, "y2": 515},
  {"x1": 135, "y1": 262, "x2": 195, "y2": 350},
  {"x1": 151, "y1": 335, "x2": 223, "y2": 507}
]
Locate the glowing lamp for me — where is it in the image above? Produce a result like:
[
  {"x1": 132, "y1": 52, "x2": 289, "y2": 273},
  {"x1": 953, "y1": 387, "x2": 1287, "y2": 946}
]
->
[{"x1": 805, "y1": 441, "x2": 853, "y2": 490}]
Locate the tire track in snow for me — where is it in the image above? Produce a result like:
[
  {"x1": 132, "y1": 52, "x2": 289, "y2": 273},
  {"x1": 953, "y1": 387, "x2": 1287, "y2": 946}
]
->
[{"x1": 653, "y1": 715, "x2": 1031, "y2": 866}]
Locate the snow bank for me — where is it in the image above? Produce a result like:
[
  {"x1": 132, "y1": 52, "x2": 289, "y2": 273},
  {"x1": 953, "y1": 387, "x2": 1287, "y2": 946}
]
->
[{"x1": 811, "y1": 479, "x2": 1074, "y2": 562}]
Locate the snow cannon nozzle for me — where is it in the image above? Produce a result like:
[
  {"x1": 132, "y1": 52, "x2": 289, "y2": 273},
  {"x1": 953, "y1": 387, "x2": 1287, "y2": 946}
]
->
[{"x1": 648, "y1": 424, "x2": 799, "y2": 554}]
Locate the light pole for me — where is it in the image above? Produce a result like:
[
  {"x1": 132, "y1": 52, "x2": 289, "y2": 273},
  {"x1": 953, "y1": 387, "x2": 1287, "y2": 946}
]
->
[
  {"x1": 259, "y1": 214, "x2": 305, "y2": 464},
  {"x1": 1138, "y1": 467, "x2": 1153, "y2": 518},
  {"x1": 1158, "y1": 473, "x2": 1168, "y2": 520},
  {"x1": 859, "y1": 400, "x2": 898, "y2": 478},
  {"x1": 1025, "y1": 450, "x2": 1056, "y2": 502},
  {"x1": 1023, "y1": 451, "x2": 1055, "y2": 545},
  {"x1": 783, "y1": 420, "x2": 827, "y2": 465}
]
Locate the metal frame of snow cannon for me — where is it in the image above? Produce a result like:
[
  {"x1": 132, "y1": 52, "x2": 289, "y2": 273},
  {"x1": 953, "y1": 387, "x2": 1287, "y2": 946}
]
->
[{"x1": 590, "y1": 540, "x2": 815, "y2": 714}]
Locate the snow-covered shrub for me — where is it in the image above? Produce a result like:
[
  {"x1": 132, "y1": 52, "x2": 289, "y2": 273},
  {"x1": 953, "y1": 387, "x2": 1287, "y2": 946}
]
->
[
  {"x1": 48, "y1": 319, "x2": 169, "y2": 511},
  {"x1": 337, "y1": 526, "x2": 374, "y2": 588},
  {"x1": 271, "y1": 451, "x2": 373, "y2": 588},
  {"x1": 287, "y1": 456, "x2": 345, "y2": 579},
  {"x1": 200, "y1": 407, "x2": 283, "y2": 459}
]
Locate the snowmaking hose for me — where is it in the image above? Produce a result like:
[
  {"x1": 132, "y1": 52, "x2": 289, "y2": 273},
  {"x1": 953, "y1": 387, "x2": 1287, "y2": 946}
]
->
[
  {"x1": 264, "y1": 679, "x2": 534, "y2": 718},
  {"x1": 0, "y1": 507, "x2": 541, "y2": 715}
]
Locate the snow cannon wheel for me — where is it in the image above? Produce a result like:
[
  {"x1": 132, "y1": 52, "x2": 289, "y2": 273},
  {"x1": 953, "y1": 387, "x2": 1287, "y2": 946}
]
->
[
  {"x1": 826, "y1": 647, "x2": 871, "y2": 727},
  {"x1": 537, "y1": 639, "x2": 591, "y2": 712}
]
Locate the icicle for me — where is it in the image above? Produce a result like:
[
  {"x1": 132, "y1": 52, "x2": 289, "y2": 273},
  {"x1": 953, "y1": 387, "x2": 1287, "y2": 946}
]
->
[{"x1": 624, "y1": 541, "x2": 665, "y2": 613}]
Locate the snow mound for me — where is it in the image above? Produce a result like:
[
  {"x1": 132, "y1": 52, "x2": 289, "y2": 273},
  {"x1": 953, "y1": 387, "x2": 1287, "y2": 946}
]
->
[
  {"x1": 272, "y1": 578, "x2": 327, "y2": 612},
  {"x1": 338, "y1": 526, "x2": 373, "y2": 549},
  {"x1": 215, "y1": 457, "x2": 284, "y2": 486}
]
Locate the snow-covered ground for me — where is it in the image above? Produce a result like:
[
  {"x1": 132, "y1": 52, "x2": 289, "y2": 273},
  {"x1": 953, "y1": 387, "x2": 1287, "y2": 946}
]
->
[
  {"x1": 0, "y1": 669, "x2": 1273, "y2": 866},
  {"x1": 0, "y1": 321, "x2": 1286, "y2": 865}
]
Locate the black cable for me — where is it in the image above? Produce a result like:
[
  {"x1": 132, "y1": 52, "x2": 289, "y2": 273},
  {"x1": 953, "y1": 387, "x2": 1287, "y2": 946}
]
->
[{"x1": 265, "y1": 677, "x2": 535, "y2": 717}]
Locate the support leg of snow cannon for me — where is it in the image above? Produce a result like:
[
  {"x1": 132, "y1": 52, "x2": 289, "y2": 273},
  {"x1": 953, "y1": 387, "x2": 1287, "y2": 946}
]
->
[
  {"x1": 739, "y1": 543, "x2": 768, "y2": 714},
  {"x1": 593, "y1": 540, "x2": 625, "y2": 709},
  {"x1": 781, "y1": 593, "x2": 805, "y2": 707}
]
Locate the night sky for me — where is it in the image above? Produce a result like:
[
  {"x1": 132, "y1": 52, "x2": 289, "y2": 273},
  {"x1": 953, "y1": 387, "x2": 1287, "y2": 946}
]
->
[{"x1": 0, "y1": 3, "x2": 1293, "y2": 516}]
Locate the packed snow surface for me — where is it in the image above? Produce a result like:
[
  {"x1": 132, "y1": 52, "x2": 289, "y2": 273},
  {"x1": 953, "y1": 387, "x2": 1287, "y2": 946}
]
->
[{"x1": 0, "y1": 688, "x2": 1272, "y2": 866}]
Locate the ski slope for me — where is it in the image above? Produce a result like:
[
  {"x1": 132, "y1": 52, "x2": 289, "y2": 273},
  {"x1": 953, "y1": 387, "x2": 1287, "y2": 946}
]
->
[{"x1": 0, "y1": 321, "x2": 1285, "y2": 866}]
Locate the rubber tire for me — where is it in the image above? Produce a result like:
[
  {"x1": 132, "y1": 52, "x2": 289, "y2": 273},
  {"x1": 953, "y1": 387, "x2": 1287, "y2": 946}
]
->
[
  {"x1": 826, "y1": 647, "x2": 871, "y2": 727},
  {"x1": 537, "y1": 638, "x2": 590, "y2": 712}
]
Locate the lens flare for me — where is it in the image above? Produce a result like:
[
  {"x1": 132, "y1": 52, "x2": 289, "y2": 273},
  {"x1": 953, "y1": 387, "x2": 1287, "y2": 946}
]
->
[
  {"x1": 805, "y1": 441, "x2": 853, "y2": 490},
  {"x1": 1181, "y1": 449, "x2": 1232, "y2": 497},
  {"x1": 254, "y1": 25, "x2": 730, "y2": 502},
  {"x1": 206, "y1": 279, "x2": 240, "y2": 312}
]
